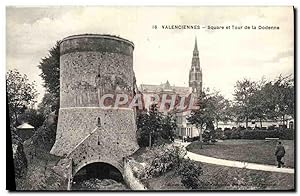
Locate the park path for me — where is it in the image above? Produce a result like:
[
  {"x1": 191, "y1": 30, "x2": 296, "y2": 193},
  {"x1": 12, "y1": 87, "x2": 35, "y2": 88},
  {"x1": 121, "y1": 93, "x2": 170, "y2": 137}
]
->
[{"x1": 175, "y1": 140, "x2": 294, "y2": 174}]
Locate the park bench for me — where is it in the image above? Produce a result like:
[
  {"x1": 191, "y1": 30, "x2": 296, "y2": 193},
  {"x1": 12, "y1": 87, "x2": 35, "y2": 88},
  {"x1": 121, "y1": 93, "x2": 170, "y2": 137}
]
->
[{"x1": 265, "y1": 137, "x2": 279, "y2": 141}]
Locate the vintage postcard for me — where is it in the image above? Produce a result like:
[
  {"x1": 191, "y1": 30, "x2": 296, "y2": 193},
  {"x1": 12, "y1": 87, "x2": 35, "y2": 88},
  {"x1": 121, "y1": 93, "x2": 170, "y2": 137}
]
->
[{"x1": 6, "y1": 6, "x2": 295, "y2": 191}]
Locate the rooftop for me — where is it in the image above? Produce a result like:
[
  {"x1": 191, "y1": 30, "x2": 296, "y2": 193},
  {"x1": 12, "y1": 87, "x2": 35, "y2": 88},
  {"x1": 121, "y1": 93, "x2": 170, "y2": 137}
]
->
[{"x1": 17, "y1": 122, "x2": 34, "y2": 129}]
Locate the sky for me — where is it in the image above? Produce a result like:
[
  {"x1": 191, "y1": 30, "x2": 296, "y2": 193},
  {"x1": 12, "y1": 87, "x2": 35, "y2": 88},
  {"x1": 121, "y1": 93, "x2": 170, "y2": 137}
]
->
[{"x1": 6, "y1": 6, "x2": 294, "y2": 103}]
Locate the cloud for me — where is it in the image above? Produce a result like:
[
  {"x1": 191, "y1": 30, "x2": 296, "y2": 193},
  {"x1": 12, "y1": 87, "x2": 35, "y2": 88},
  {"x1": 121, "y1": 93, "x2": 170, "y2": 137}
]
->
[
  {"x1": 6, "y1": 6, "x2": 294, "y2": 103},
  {"x1": 266, "y1": 49, "x2": 294, "y2": 63}
]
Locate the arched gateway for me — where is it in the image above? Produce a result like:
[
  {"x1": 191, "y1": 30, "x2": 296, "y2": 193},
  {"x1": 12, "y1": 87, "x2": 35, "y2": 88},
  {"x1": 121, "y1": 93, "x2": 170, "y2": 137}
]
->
[{"x1": 50, "y1": 34, "x2": 139, "y2": 189}]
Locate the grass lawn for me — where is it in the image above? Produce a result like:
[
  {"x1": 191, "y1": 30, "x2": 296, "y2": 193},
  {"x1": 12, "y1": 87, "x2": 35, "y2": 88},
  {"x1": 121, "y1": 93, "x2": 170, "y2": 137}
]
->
[
  {"x1": 132, "y1": 144, "x2": 294, "y2": 190},
  {"x1": 187, "y1": 140, "x2": 294, "y2": 168},
  {"x1": 146, "y1": 170, "x2": 186, "y2": 190},
  {"x1": 197, "y1": 162, "x2": 294, "y2": 190},
  {"x1": 15, "y1": 139, "x2": 66, "y2": 190},
  {"x1": 146, "y1": 162, "x2": 294, "y2": 190}
]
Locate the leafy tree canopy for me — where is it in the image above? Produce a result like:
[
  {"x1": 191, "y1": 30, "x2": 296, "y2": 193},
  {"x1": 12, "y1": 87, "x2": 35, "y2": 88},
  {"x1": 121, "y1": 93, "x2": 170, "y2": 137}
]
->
[{"x1": 6, "y1": 69, "x2": 38, "y2": 126}]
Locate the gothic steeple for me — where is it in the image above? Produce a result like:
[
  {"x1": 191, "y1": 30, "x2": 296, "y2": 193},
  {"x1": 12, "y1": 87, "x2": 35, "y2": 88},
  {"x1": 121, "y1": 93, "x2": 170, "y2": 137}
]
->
[
  {"x1": 193, "y1": 37, "x2": 199, "y2": 57},
  {"x1": 189, "y1": 37, "x2": 202, "y2": 96}
]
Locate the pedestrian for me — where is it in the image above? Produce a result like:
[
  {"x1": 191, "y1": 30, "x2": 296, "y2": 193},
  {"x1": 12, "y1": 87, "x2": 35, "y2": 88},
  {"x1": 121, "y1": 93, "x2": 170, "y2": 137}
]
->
[{"x1": 275, "y1": 141, "x2": 286, "y2": 168}]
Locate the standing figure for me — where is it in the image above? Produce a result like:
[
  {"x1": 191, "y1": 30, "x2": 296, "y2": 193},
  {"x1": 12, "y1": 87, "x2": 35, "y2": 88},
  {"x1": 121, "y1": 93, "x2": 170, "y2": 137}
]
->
[{"x1": 275, "y1": 141, "x2": 286, "y2": 168}]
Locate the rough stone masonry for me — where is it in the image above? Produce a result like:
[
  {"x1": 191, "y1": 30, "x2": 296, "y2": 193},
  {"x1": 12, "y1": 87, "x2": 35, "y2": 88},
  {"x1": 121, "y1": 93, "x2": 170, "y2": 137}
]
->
[{"x1": 50, "y1": 34, "x2": 139, "y2": 178}]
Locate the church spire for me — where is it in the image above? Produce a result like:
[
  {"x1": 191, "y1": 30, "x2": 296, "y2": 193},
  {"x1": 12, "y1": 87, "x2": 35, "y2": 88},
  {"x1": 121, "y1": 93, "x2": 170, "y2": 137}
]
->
[
  {"x1": 193, "y1": 36, "x2": 199, "y2": 57},
  {"x1": 194, "y1": 36, "x2": 198, "y2": 52},
  {"x1": 189, "y1": 37, "x2": 202, "y2": 95}
]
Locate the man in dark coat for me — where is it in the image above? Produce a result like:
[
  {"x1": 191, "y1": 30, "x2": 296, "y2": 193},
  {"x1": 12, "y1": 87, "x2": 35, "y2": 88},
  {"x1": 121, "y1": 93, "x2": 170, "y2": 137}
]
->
[{"x1": 275, "y1": 141, "x2": 286, "y2": 168}]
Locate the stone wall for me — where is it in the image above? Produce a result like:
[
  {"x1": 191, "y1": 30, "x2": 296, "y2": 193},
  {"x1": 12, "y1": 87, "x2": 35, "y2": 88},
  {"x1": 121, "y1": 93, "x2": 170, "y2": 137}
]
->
[
  {"x1": 60, "y1": 35, "x2": 134, "y2": 108},
  {"x1": 69, "y1": 122, "x2": 136, "y2": 175},
  {"x1": 51, "y1": 107, "x2": 138, "y2": 158},
  {"x1": 123, "y1": 158, "x2": 147, "y2": 190}
]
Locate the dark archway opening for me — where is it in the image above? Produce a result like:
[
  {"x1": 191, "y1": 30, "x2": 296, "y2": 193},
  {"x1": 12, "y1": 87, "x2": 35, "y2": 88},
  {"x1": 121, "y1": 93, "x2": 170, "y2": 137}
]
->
[
  {"x1": 73, "y1": 162, "x2": 123, "y2": 182},
  {"x1": 72, "y1": 162, "x2": 127, "y2": 190}
]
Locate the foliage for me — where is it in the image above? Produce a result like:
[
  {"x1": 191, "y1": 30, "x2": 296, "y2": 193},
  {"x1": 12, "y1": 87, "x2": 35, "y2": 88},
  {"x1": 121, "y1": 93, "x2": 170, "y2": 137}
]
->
[
  {"x1": 232, "y1": 75, "x2": 294, "y2": 127},
  {"x1": 38, "y1": 41, "x2": 60, "y2": 99},
  {"x1": 159, "y1": 114, "x2": 177, "y2": 142},
  {"x1": 232, "y1": 78, "x2": 257, "y2": 128},
  {"x1": 32, "y1": 112, "x2": 58, "y2": 152},
  {"x1": 262, "y1": 75, "x2": 294, "y2": 123},
  {"x1": 144, "y1": 144, "x2": 186, "y2": 178},
  {"x1": 137, "y1": 105, "x2": 177, "y2": 147},
  {"x1": 30, "y1": 42, "x2": 60, "y2": 153},
  {"x1": 176, "y1": 158, "x2": 203, "y2": 189},
  {"x1": 38, "y1": 93, "x2": 59, "y2": 118},
  {"x1": 15, "y1": 143, "x2": 65, "y2": 190},
  {"x1": 209, "y1": 92, "x2": 232, "y2": 127},
  {"x1": 215, "y1": 128, "x2": 225, "y2": 139},
  {"x1": 136, "y1": 106, "x2": 161, "y2": 147},
  {"x1": 202, "y1": 130, "x2": 217, "y2": 143},
  {"x1": 18, "y1": 108, "x2": 45, "y2": 129},
  {"x1": 11, "y1": 130, "x2": 27, "y2": 178},
  {"x1": 187, "y1": 90, "x2": 215, "y2": 138},
  {"x1": 240, "y1": 128, "x2": 294, "y2": 140},
  {"x1": 6, "y1": 69, "x2": 38, "y2": 127}
]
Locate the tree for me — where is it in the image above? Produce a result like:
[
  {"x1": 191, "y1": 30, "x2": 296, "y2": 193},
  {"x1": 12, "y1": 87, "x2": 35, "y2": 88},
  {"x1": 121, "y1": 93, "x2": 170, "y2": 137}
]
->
[
  {"x1": 6, "y1": 69, "x2": 38, "y2": 127},
  {"x1": 38, "y1": 92, "x2": 59, "y2": 118},
  {"x1": 232, "y1": 75, "x2": 294, "y2": 128},
  {"x1": 233, "y1": 79, "x2": 257, "y2": 128},
  {"x1": 262, "y1": 75, "x2": 294, "y2": 125},
  {"x1": 137, "y1": 105, "x2": 161, "y2": 147},
  {"x1": 137, "y1": 104, "x2": 177, "y2": 147},
  {"x1": 38, "y1": 41, "x2": 60, "y2": 118},
  {"x1": 159, "y1": 114, "x2": 177, "y2": 142},
  {"x1": 38, "y1": 41, "x2": 60, "y2": 99},
  {"x1": 187, "y1": 90, "x2": 215, "y2": 148},
  {"x1": 209, "y1": 91, "x2": 232, "y2": 128},
  {"x1": 248, "y1": 78, "x2": 269, "y2": 128}
]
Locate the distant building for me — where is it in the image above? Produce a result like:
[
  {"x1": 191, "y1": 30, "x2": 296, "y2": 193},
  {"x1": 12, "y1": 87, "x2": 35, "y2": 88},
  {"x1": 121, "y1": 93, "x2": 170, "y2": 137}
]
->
[
  {"x1": 139, "y1": 38, "x2": 203, "y2": 138},
  {"x1": 218, "y1": 117, "x2": 294, "y2": 130}
]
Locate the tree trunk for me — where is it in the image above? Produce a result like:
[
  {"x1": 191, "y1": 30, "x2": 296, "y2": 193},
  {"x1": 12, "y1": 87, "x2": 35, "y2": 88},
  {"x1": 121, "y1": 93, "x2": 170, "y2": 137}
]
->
[
  {"x1": 260, "y1": 119, "x2": 262, "y2": 128},
  {"x1": 14, "y1": 111, "x2": 18, "y2": 126},
  {"x1": 245, "y1": 117, "x2": 248, "y2": 128},
  {"x1": 149, "y1": 132, "x2": 152, "y2": 148},
  {"x1": 199, "y1": 127, "x2": 203, "y2": 149}
]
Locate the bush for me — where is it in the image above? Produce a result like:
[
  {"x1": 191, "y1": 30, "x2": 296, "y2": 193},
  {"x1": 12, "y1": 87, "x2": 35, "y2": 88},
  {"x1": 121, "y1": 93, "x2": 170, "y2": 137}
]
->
[
  {"x1": 144, "y1": 145, "x2": 186, "y2": 178},
  {"x1": 224, "y1": 128, "x2": 232, "y2": 139},
  {"x1": 267, "y1": 125, "x2": 275, "y2": 130},
  {"x1": 192, "y1": 136, "x2": 199, "y2": 141},
  {"x1": 241, "y1": 128, "x2": 294, "y2": 140},
  {"x1": 176, "y1": 158, "x2": 203, "y2": 189},
  {"x1": 32, "y1": 119, "x2": 57, "y2": 152},
  {"x1": 215, "y1": 128, "x2": 224, "y2": 139},
  {"x1": 11, "y1": 131, "x2": 28, "y2": 178},
  {"x1": 230, "y1": 127, "x2": 241, "y2": 139}
]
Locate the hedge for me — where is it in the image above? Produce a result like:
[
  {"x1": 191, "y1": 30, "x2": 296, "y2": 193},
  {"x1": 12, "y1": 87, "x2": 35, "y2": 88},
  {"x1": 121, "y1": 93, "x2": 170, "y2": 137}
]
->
[{"x1": 240, "y1": 129, "x2": 294, "y2": 140}]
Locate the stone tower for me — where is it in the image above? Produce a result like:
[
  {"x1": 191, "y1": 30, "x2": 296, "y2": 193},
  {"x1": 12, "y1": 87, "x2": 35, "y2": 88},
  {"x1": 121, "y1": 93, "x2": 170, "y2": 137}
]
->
[
  {"x1": 50, "y1": 34, "x2": 139, "y2": 179},
  {"x1": 189, "y1": 37, "x2": 203, "y2": 96}
]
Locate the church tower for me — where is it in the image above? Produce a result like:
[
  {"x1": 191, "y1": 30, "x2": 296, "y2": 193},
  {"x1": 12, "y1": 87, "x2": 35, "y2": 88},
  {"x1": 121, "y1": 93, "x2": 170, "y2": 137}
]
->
[{"x1": 189, "y1": 37, "x2": 203, "y2": 96}]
